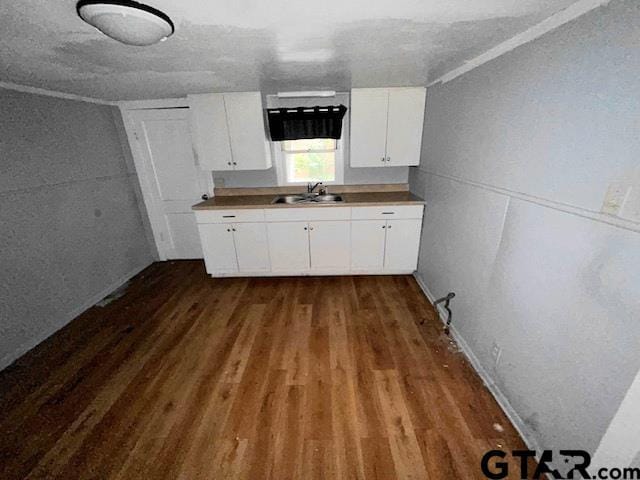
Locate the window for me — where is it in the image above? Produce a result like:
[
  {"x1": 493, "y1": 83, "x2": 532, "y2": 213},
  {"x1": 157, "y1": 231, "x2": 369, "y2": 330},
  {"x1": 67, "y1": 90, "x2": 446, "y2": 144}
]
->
[{"x1": 276, "y1": 138, "x2": 344, "y2": 185}]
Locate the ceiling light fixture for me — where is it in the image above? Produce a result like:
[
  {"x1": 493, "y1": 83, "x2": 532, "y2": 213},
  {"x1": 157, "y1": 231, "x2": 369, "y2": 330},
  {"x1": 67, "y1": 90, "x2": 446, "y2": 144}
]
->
[{"x1": 76, "y1": 0, "x2": 174, "y2": 46}]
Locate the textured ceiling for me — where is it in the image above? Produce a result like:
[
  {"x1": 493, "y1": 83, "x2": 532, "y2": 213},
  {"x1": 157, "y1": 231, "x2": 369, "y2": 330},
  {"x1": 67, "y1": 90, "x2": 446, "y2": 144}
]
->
[{"x1": 0, "y1": 0, "x2": 579, "y2": 100}]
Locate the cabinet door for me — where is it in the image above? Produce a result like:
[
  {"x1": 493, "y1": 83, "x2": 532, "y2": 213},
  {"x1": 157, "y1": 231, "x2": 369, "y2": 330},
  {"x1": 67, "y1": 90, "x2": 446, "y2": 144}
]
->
[
  {"x1": 224, "y1": 92, "x2": 272, "y2": 171},
  {"x1": 384, "y1": 219, "x2": 422, "y2": 271},
  {"x1": 267, "y1": 222, "x2": 310, "y2": 272},
  {"x1": 309, "y1": 221, "x2": 350, "y2": 270},
  {"x1": 351, "y1": 220, "x2": 386, "y2": 271},
  {"x1": 350, "y1": 88, "x2": 389, "y2": 167},
  {"x1": 187, "y1": 94, "x2": 233, "y2": 171},
  {"x1": 198, "y1": 223, "x2": 238, "y2": 274},
  {"x1": 233, "y1": 223, "x2": 270, "y2": 272},
  {"x1": 385, "y1": 88, "x2": 426, "y2": 167}
]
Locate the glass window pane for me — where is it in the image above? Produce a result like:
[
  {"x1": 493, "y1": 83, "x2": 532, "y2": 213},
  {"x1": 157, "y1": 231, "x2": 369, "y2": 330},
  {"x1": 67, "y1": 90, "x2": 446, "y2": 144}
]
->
[
  {"x1": 285, "y1": 152, "x2": 336, "y2": 183},
  {"x1": 282, "y1": 138, "x2": 336, "y2": 152}
]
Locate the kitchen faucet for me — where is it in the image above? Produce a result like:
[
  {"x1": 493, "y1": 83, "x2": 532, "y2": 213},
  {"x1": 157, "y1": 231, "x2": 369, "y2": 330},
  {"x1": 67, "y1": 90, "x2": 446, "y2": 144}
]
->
[{"x1": 307, "y1": 182, "x2": 323, "y2": 194}]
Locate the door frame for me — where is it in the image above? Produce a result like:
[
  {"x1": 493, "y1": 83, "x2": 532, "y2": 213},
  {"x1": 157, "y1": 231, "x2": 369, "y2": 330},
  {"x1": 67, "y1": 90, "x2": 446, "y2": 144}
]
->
[{"x1": 119, "y1": 101, "x2": 213, "y2": 260}]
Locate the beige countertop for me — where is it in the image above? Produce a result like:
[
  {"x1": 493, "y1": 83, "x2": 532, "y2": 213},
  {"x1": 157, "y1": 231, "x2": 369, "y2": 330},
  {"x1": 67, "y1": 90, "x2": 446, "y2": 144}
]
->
[{"x1": 192, "y1": 190, "x2": 424, "y2": 210}]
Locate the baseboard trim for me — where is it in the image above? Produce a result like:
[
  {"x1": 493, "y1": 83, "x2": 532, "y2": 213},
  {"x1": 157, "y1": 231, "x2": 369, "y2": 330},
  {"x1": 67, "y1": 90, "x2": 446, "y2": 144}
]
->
[
  {"x1": 412, "y1": 272, "x2": 541, "y2": 453},
  {"x1": 0, "y1": 261, "x2": 152, "y2": 372}
]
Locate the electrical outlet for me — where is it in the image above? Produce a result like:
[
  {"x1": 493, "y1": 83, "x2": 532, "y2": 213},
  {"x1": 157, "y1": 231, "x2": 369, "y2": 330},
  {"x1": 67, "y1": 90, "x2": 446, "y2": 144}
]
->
[
  {"x1": 491, "y1": 342, "x2": 502, "y2": 367},
  {"x1": 601, "y1": 183, "x2": 631, "y2": 216}
]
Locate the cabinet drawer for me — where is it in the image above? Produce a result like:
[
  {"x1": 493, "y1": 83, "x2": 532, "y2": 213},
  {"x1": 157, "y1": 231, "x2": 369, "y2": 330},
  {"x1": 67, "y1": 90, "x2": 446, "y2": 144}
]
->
[
  {"x1": 194, "y1": 209, "x2": 265, "y2": 224},
  {"x1": 264, "y1": 206, "x2": 351, "y2": 222},
  {"x1": 351, "y1": 205, "x2": 423, "y2": 220}
]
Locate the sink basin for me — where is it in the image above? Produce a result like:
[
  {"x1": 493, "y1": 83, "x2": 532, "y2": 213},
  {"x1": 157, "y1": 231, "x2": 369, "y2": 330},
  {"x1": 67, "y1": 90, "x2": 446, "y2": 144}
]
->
[
  {"x1": 271, "y1": 194, "x2": 344, "y2": 204},
  {"x1": 313, "y1": 194, "x2": 343, "y2": 203},
  {"x1": 271, "y1": 195, "x2": 308, "y2": 204}
]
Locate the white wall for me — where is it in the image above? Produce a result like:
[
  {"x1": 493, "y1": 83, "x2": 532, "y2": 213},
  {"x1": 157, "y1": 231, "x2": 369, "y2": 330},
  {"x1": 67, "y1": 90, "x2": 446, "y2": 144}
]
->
[
  {"x1": 0, "y1": 88, "x2": 155, "y2": 370},
  {"x1": 410, "y1": 0, "x2": 640, "y2": 459}
]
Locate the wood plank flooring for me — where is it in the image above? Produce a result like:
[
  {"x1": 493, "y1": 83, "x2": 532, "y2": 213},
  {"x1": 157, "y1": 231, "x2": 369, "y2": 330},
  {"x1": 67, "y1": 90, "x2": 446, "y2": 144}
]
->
[{"x1": 0, "y1": 261, "x2": 530, "y2": 479}]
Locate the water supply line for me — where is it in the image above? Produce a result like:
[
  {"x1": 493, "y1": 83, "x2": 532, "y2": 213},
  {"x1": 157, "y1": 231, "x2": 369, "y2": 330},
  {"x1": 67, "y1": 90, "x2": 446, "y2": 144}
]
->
[{"x1": 422, "y1": 292, "x2": 456, "y2": 334}]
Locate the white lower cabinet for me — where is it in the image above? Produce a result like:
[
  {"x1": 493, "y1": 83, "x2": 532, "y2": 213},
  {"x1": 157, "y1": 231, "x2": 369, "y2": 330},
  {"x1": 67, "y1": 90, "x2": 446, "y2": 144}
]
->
[
  {"x1": 199, "y1": 223, "x2": 238, "y2": 274},
  {"x1": 267, "y1": 222, "x2": 310, "y2": 272},
  {"x1": 233, "y1": 223, "x2": 270, "y2": 272},
  {"x1": 351, "y1": 218, "x2": 422, "y2": 272},
  {"x1": 384, "y1": 219, "x2": 422, "y2": 271},
  {"x1": 199, "y1": 222, "x2": 270, "y2": 274},
  {"x1": 309, "y1": 221, "x2": 351, "y2": 270},
  {"x1": 195, "y1": 204, "x2": 423, "y2": 277},
  {"x1": 351, "y1": 220, "x2": 386, "y2": 271}
]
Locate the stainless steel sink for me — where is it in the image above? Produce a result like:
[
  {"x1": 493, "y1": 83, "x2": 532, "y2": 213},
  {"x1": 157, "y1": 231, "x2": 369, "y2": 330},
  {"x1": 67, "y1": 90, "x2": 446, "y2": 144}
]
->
[
  {"x1": 314, "y1": 194, "x2": 343, "y2": 203},
  {"x1": 271, "y1": 194, "x2": 307, "y2": 204},
  {"x1": 271, "y1": 194, "x2": 344, "y2": 204}
]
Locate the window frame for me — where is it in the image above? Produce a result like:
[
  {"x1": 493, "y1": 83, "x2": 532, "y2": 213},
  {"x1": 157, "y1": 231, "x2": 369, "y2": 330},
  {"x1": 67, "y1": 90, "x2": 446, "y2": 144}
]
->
[{"x1": 274, "y1": 137, "x2": 345, "y2": 186}]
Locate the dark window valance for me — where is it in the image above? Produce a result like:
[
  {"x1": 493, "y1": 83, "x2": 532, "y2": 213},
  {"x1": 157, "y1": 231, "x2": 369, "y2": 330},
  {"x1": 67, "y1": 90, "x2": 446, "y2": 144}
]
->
[{"x1": 267, "y1": 105, "x2": 347, "y2": 141}]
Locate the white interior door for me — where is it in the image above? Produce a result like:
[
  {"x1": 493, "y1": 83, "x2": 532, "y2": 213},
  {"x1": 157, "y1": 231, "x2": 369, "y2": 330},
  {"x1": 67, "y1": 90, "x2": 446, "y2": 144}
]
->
[
  {"x1": 267, "y1": 222, "x2": 310, "y2": 272},
  {"x1": 309, "y1": 221, "x2": 350, "y2": 270},
  {"x1": 384, "y1": 219, "x2": 422, "y2": 271},
  {"x1": 349, "y1": 89, "x2": 389, "y2": 167},
  {"x1": 351, "y1": 220, "x2": 387, "y2": 271},
  {"x1": 199, "y1": 224, "x2": 238, "y2": 274},
  {"x1": 385, "y1": 88, "x2": 426, "y2": 166},
  {"x1": 233, "y1": 223, "x2": 270, "y2": 272},
  {"x1": 125, "y1": 107, "x2": 212, "y2": 260}
]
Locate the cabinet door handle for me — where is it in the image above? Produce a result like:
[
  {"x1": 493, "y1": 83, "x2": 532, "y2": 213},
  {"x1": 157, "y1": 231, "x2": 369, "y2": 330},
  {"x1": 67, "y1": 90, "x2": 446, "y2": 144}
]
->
[
  {"x1": 388, "y1": 225, "x2": 392, "y2": 229},
  {"x1": 382, "y1": 212, "x2": 394, "y2": 215},
  {"x1": 382, "y1": 225, "x2": 386, "y2": 229},
  {"x1": 386, "y1": 156, "x2": 391, "y2": 162},
  {"x1": 381, "y1": 157, "x2": 385, "y2": 162},
  {"x1": 304, "y1": 227, "x2": 308, "y2": 230},
  {"x1": 227, "y1": 162, "x2": 232, "y2": 166},
  {"x1": 222, "y1": 215, "x2": 235, "y2": 218},
  {"x1": 226, "y1": 228, "x2": 231, "y2": 232},
  {"x1": 232, "y1": 162, "x2": 237, "y2": 166},
  {"x1": 232, "y1": 228, "x2": 236, "y2": 232},
  {"x1": 309, "y1": 227, "x2": 314, "y2": 231}
]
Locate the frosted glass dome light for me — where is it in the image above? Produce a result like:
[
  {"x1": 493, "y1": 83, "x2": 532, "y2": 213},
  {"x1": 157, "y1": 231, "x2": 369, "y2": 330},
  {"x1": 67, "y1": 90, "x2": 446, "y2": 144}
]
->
[{"x1": 76, "y1": 0, "x2": 174, "y2": 46}]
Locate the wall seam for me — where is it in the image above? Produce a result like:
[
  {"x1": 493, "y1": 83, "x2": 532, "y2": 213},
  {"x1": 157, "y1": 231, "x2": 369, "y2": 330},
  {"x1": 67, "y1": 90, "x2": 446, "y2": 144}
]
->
[
  {"x1": 420, "y1": 169, "x2": 640, "y2": 234},
  {"x1": 0, "y1": 173, "x2": 135, "y2": 197}
]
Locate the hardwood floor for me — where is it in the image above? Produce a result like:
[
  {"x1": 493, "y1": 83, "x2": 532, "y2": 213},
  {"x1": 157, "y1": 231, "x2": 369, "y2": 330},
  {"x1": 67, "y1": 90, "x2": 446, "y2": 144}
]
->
[{"x1": 0, "y1": 261, "x2": 530, "y2": 479}]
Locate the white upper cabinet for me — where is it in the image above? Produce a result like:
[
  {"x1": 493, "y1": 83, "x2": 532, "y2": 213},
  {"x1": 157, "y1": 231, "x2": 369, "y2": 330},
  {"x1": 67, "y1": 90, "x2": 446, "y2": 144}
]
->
[
  {"x1": 188, "y1": 92, "x2": 272, "y2": 171},
  {"x1": 350, "y1": 89, "x2": 389, "y2": 167},
  {"x1": 188, "y1": 93, "x2": 233, "y2": 170},
  {"x1": 385, "y1": 88, "x2": 427, "y2": 167},
  {"x1": 350, "y1": 87, "x2": 426, "y2": 167},
  {"x1": 223, "y1": 92, "x2": 272, "y2": 171}
]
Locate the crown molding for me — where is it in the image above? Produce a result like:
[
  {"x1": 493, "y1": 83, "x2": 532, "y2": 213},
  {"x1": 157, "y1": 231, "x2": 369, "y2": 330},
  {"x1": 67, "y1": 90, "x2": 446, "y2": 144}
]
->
[
  {"x1": 428, "y1": 0, "x2": 612, "y2": 87},
  {"x1": 0, "y1": 81, "x2": 115, "y2": 105}
]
